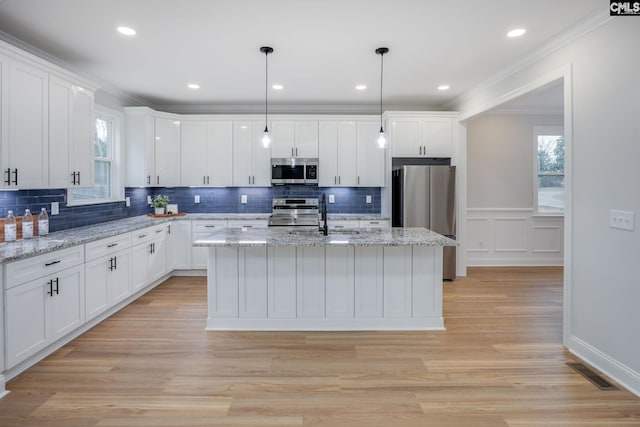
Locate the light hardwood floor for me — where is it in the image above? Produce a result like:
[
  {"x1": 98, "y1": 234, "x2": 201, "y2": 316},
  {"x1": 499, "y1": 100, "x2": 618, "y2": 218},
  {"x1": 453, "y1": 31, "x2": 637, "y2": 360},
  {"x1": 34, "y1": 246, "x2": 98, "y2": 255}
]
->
[{"x1": 1, "y1": 267, "x2": 639, "y2": 426}]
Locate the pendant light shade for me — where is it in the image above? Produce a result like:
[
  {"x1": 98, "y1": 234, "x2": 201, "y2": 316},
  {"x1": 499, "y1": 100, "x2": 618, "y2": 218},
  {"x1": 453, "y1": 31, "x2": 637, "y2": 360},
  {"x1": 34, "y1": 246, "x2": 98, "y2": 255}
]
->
[
  {"x1": 260, "y1": 46, "x2": 274, "y2": 148},
  {"x1": 375, "y1": 47, "x2": 389, "y2": 149}
]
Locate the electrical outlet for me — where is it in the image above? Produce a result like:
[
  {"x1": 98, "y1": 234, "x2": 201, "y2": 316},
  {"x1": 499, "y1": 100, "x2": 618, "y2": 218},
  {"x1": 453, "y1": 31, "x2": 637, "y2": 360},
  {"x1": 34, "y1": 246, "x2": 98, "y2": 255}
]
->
[
  {"x1": 51, "y1": 202, "x2": 59, "y2": 215},
  {"x1": 194, "y1": 195, "x2": 200, "y2": 204},
  {"x1": 125, "y1": 197, "x2": 131, "y2": 207},
  {"x1": 147, "y1": 195, "x2": 152, "y2": 205},
  {"x1": 241, "y1": 194, "x2": 247, "y2": 204},
  {"x1": 366, "y1": 195, "x2": 372, "y2": 204},
  {"x1": 609, "y1": 209, "x2": 634, "y2": 231},
  {"x1": 328, "y1": 194, "x2": 335, "y2": 204}
]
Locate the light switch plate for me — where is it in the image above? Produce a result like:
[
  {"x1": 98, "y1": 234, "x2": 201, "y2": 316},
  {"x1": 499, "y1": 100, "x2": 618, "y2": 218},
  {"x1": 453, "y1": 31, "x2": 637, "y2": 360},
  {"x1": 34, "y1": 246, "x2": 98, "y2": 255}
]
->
[
  {"x1": 194, "y1": 195, "x2": 200, "y2": 204},
  {"x1": 609, "y1": 209, "x2": 634, "y2": 231},
  {"x1": 147, "y1": 195, "x2": 152, "y2": 205},
  {"x1": 125, "y1": 197, "x2": 131, "y2": 207},
  {"x1": 366, "y1": 195, "x2": 372, "y2": 204},
  {"x1": 328, "y1": 195, "x2": 335, "y2": 204},
  {"x1": 51, "y1": 202, "x2": 59, "y2": 215},
  {"x1": 241, "y1": 195, "x2": 247, "y2": 204}
]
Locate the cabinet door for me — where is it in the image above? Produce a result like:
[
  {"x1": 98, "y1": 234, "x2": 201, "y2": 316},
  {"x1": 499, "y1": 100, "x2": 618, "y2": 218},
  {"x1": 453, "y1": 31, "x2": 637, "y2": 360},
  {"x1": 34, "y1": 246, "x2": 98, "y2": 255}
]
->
[
  {"x1": 154, "y1": 118, "x2": 180, "y2": 186},
  {"x1": 354, "y1": 247, "x2": 383, "y2": 318},
  {"x1": 268, "y1": 247, "x2": 297, "y2": 318},
  {"x1": 296, "y1": 247, "x2": 325, "y2": 318},
  {"x1": 295, "y1": 121, "x2": 318, "y2": 158},
  {"x1": 422, "y1": 118, "x2": 452, "y2": 157},
  {"x1": 270, "y1": 120, "x2": 294, "y2": 158},
  {"x1": 5, "y1": 279, "x2": 48, "y2": 367},
  {"x1": 71, "y1": 85, "x2": 95, "y2": 187},
  {"x1": 326, "y1": 247, "x2": 354, "y2": 318},
  {"x1": 47, "y1": 264, "x2": 84, "y2": 342},
  {"x1": 232, "y1": 121, "x2": 254, "y2": 186},
  {"x1": 180, "y1": 121, "x2": 207, "y2": 186},
  {"x1": 110, "y1": 249, "x2": 131, "y2": 305},
  {"x1": 8, "y1": 61, "x2": 48, "y2": 188},
  {"x1": 147, "y1": 235, "x2": 167, "y2": 283},
  {"x1": 208, "y1": 247, "x2": 239, "y2": 318},
  {"x1": 167, "y1": 221, "x2": 191, "y2": 270},
  {"x1": 85, "y1": 257, "x2": 110, "y2": 321},
  {"x1": 356, "y1": 121, "x2": 385, "y2": 186},
  {"x1": 383, "y1": 247, "x2": 412, "y2": 317},
  {"x1": 390, "y1": 119, "x2": 421, "y2": 157},
  {"x1": 48, "y1": 76, "x2": 73, "y2": 188},
  {"x1": 318, "y1": 121, "x2": 338, "y2": 186},
  {"x1": 206, "y1": 121, "x2": 233, "y2": 186},
  {"x1": 239, "y1": 247, "x2": 268, "y2": 318},
  {"x1": 336, "y1": 121, "x2": 357, "y2": 186},
  {"x1": 130, "y1": 243, "x2": 150, "y2": 292},
  {"x1": 124, "y1": 111, "x2": 155, "y2": 186}
]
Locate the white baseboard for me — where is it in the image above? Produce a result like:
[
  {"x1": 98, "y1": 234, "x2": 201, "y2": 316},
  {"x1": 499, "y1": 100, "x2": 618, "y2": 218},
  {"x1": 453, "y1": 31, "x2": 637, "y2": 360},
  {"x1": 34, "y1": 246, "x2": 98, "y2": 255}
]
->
[
  {"x1": 568, "y1": 335, "x2": 640, "y2": 398},
  {"x1": 0, "y1": 374, "x2": 7, "y2": 398},
  {"x1": 206, "y1": 317, "x2": 445, "y2": 331},
  {"x1": 468, "y1": 257, "x2": 564, "y2": 267}
]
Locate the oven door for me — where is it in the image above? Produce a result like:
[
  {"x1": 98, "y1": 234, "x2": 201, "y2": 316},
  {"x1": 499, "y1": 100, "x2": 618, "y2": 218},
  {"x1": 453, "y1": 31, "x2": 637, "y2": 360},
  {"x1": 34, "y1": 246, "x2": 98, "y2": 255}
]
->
[{"x1": 271, "y1": 162, "x2": 305, "y2": 184}]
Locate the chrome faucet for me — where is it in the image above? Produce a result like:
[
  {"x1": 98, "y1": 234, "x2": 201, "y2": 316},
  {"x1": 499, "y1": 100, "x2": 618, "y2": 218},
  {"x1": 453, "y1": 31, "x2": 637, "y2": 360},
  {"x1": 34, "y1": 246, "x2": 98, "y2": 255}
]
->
[{"x1": 320, "y1": 193, "x2": 328, "y2": 236}]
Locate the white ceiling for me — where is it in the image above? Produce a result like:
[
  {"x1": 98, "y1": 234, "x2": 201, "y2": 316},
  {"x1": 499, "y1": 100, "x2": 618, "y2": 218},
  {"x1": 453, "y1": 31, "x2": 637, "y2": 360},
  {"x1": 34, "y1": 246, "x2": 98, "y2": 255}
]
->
[{"x1": 0, "y1": 0, "x2": 601, "y2": 113}]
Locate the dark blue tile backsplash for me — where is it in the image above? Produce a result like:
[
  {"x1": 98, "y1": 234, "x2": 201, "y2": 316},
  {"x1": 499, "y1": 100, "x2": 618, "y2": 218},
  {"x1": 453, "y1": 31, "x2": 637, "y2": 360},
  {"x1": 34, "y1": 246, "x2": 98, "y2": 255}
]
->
[{"x1": 0, "y1": 186, "x2": 380, "y2": 232}]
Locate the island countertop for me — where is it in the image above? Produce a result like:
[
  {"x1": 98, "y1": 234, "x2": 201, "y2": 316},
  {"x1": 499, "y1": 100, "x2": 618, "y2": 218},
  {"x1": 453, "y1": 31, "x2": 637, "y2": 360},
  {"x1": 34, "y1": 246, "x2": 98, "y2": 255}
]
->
[{"x1": 193, "y1": 227, "x2": 457, "y2": 248}]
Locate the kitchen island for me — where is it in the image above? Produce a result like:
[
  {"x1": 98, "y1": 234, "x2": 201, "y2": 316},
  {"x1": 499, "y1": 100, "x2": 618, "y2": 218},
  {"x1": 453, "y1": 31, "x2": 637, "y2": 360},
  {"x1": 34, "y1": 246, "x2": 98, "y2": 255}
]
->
[{"x1": 194, "y1": 227, "x2": 457, "y2": 331}]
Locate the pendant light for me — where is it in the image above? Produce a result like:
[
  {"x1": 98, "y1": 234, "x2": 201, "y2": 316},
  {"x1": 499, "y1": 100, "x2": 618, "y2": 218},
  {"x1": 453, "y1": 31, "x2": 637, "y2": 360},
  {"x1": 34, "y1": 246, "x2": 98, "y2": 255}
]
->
[
  {"x1": 260, "y1": 46, "x2": 274, "y2": 148},
  {"x1": 375, "y1": 47, "x2": 389, "y2": 149}
]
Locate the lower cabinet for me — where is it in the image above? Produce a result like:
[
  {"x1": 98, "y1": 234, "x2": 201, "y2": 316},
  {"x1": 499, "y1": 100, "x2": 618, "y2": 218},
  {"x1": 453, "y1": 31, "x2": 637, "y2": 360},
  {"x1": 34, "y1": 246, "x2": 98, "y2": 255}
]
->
[
  {"x1": 326, "y1": 247, "x2": 355, "y2": 318},
  {"x1": 192, "y1": 220, "x2": 228, "y2": 269},
  {"x1": 131, "y1": 225, "x2": 167, "y2": 292},
  {"x1": 166, "y1": 221, "x2": 192, "y2": 270},
  {"x1": 5, "y1": 264, "x2": 84, "y2": 368},
  {"x1": 85, "y1": 248, "x2": 131, "y2": 321},
  {"x1": 238, "y1": 247, "x2": 267, "y2": 318}
]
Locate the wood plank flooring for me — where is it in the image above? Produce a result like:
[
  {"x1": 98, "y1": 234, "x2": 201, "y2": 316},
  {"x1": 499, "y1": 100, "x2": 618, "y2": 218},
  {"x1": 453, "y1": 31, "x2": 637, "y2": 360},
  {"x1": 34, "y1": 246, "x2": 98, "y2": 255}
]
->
[{"x1": 1, "y1": 267, "x2": 639, "y2": 426}]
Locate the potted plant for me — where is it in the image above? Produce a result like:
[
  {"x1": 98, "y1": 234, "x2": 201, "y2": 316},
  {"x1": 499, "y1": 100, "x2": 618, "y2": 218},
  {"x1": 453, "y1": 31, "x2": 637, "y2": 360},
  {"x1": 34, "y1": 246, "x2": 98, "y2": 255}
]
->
[{"x1": 152, "y1": 195, "x2": 169, "y2": 215}]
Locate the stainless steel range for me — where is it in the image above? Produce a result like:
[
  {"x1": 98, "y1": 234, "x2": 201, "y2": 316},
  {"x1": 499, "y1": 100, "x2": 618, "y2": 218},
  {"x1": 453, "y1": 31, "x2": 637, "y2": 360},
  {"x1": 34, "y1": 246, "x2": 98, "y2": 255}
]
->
[{"x1": 268, "y1": 198, "x2": 319, "y2": 227}]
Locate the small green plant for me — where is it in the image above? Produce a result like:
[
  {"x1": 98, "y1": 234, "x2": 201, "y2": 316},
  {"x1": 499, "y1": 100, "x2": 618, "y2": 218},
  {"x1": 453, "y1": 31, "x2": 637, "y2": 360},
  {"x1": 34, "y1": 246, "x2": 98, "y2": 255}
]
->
[{"x1": 152, "y1": 195, "x2": 169, "y2": 208}]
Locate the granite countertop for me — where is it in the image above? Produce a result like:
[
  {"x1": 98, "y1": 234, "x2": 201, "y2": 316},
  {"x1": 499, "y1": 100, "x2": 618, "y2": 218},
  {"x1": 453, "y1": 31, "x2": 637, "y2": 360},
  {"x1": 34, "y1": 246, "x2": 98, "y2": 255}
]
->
[{"x1": 193, "y1": 227, "x2": 457, "y2": 248}]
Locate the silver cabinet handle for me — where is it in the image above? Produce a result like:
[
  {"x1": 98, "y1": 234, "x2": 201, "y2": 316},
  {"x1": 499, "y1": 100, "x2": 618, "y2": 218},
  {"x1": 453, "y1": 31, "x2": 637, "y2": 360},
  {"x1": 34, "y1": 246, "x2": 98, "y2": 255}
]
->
[
  {"x1": 357, "y1": 176, "x2": 360, "y2": 185},
  {"x1": 335, "y1": 225, "x2": 344, "y2": 228},
  {"x1": 205, "y1": 225, "x2": 217, "y2": 228},
  {"x1": 204, "y1": 176, "x2": 206, "y2": 185},
  {"x1": 291, "y1": 147, "x2": 294, "y2": 156},
  {"x1": 334, "y1": 176, "x2": 336, "y2": 185},
  {"x1": 370, "y1": 221, "x2": 379, "y2": 224},
  {"x1": 207, "y1": 176, "x2": 210, "y2": 184},
  {"x1": 295, "y1": 147, "x2": 298, "y2": 156},
  {"x1": 156, "y1": 176, "x2": 160, "y2": 185},
  {"x1": 338, "y1": 176, "x2": 341, "y2": 185}
]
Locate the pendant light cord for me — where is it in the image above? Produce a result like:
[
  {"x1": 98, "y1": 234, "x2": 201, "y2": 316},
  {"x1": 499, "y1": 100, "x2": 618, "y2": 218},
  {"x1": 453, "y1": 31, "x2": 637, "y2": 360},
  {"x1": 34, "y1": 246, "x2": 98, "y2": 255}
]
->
[
  {"x1": 379, "y1": 51, "x2": 384, "y2": 130},
  {"x1": 265, "y1": 50, "x2": 269, "y2": 131}
]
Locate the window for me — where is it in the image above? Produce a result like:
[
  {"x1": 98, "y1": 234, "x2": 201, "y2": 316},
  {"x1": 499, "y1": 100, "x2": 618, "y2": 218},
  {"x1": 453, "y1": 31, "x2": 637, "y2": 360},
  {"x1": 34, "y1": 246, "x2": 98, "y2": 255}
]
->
[
  {"x1": 68, "y1": 107, "x2": 123, "y2": 205},
  {"x1": 534, "y1": 126, "x2": 564, "y2": 214}
]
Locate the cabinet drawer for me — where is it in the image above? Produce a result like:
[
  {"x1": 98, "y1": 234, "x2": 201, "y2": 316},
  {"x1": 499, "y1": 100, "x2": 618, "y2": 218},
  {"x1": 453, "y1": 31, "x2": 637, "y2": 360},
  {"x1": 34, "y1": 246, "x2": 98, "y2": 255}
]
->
[
  {"x1": 131, "y1": 225, "x2": 166, "y2": 246},
  {"x1": 359, "y1": 219, "x2": 390, "y2": 229},
  {"x1": 227, "y1": 219, "x2": 268, "y2": 229},
  {"x1": 329, "y1": 220, "x2": 359, "y2": 230},
  {"x1": 85, "y1": 233, "x2": 132, "y2": 262},
  {"x1": 5, "y1": 245, "x2": 85, "y2": 289},
  {"x1": 193, "y1": 220, "x2": 228, "y2": 233}
]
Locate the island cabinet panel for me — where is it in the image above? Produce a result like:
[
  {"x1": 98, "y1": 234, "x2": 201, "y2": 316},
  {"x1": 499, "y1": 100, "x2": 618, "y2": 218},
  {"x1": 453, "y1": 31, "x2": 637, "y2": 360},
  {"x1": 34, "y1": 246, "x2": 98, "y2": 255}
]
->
[
  {"x1": 238, "y1": 247, "x2": 268, "y2": 318},
  {"x1": 267, "y1": 247, "x2": 297, "y2": 318},
  {"x1": 326, "y1": 247, "x2": 355, "y2": 318},
  {"x1": 412, "y1": 247, "x2": 442, "y2": 318},
  {"x1": 383, "y1": 247, "x2": 413, "y2": 317},
  {"x1": 296, "y1": 247, "x2": 326, "y2": 318},
  {"x1": 354, "y1": 247, "x2": 383, "y2": 318},
  {"x1": 207, "y1": 248, "x2": 239, "y2": 318}
]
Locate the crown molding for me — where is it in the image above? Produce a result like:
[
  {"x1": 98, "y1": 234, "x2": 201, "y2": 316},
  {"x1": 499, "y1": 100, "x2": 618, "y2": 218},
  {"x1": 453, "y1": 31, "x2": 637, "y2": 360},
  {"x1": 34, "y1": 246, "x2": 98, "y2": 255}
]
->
[
  {"x1": 487, "y1": 108, "x2": 564, "y2": 116},
  {"x1": 151, "y1": 103, "x2": 442, "y2": 115},
  {"x1": 443, "y1": 9, "x2": 612, "y2": 111}
]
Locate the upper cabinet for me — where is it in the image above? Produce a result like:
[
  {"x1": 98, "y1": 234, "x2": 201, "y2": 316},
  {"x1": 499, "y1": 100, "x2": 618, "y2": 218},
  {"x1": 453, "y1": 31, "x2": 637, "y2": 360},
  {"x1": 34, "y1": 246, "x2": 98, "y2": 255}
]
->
[
  {"x1": 356, "y1": 121, "x2": 385, "y2": 186},
  {"x1": 49, "y1": 76, "x2": 95, "y2": 188},
  {"x1": 180, "y1": 120, "x2": 232, "y2": 186},
  {"x1": 154, "y1": 118, "x2": 180, "y2": 187},
  {"x1": 389, "y1": 114, "x2": 454, "y2": 158},
  {"x1": 0, "y1": 41, "x2": 98, "y2": 190},
  {"x1": 270, "y1": 120, "x2": 319, "y2": 158},
  {"x1": 232, "y1": 121, "x2": 271, "y2": 186}
]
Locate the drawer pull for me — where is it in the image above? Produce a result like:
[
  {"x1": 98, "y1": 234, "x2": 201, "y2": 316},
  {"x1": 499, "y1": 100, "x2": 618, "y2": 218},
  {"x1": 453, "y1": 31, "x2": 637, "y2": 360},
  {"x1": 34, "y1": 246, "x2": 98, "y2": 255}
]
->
[
  {"x1": 107, "y1": 243, "x2": 118, "y2": 248},
  {"x1": 205, "y1": 225, "x2": 217, "y2": 228},
  {"x1": 155, "y1": 229, "x2": 163, "y2": 233},
  {"x1": 45, "y1": 260, "x2": 61, "y2": 267},
  {"x1": 370, "y1": 221, "x2": 379, "y2": 224},
  {"x1": 138, "y1": 234, "x2": 147, "y2": 238},
  {"x1": 334, "y1": 225, "x2": 344, "y2": 229}
]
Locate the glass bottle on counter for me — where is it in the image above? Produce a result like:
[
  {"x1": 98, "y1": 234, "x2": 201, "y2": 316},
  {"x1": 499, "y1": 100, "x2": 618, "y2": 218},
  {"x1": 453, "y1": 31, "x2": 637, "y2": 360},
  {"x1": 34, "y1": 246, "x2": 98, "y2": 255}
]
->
[
  {"x1": 38, "y1": 208, "x2": 49, "y2": 236},
  {"x1": 22, "y1": 209, "x2": 34, "y2": 239},
  {"x1": 5, "y1": 210, "x2": 17, "y2": 241}
]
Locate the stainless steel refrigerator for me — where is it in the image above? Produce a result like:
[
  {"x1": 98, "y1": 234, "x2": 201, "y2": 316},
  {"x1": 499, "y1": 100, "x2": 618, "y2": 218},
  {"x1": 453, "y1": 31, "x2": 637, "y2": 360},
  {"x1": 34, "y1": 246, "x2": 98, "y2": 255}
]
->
[{"x1": 392, "y1": 165, "x2": 456, "y2": 280}]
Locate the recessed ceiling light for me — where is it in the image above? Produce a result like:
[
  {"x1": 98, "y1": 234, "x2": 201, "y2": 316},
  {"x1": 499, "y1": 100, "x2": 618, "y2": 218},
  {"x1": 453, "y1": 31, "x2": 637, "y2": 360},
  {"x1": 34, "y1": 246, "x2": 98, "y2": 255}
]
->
[
  {"x1": 187, "y1": 83, "x2": 200, "y2": 89},
  {"x1": 272, "y1": 84, "x2": 283, "y2": 90},
  {"x1": 117, "y1": 26, "x2": 136, "y2": 36},
  {"x1": 507, "y1": 28, "x2": 526, "y2": 38},
  {"x1": 438, "y1": 84, "x2": 450, "y2": 91},
  {"x1": 355, "y1": 84, "x2": 367, "y2": 90}
]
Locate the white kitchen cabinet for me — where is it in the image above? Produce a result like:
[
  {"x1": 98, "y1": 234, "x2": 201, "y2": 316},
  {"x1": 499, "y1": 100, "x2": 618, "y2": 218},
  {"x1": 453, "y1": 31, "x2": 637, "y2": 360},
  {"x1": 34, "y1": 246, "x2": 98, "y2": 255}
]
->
[
  {"x1": 356, "y1": 121, "x2": 385, "y2": 186},
  {"x1": 180, "y1": 121, "x2": 233, "y2": 186},
  {"x1": 227, "y1": 219, "x2": 269, "y2": 229},
  {"x1": 166, "y1": 221, "x2": 192, "y2": 271},
  {"x1": 192, "y1": 220, "x2": 228, "y2": 269},
  {"x1": 318, "y1": 121, "x2": 357, "y2": 186},
  {"x1": 239, "y1": 247, "x2": 268, "y2": 318},
  {"x1": 267, "y1": 247, "x2": 297, "y2": 318},
  {"x1": 207, "y1": 247, "x2": 239, "y2": 318},
  {"x1": 49, "y1": 75, "x2": 95, "y2": 188},
  {"x1": 154, "y1": 117, "x2": 181, "y2": 186},
  {"x1": 329, "y1": 220, "x2": 359, "y2": 230},
  {"x1": 4, "y1": 60, "x2": 48, "y2": 189},
  {"x1": 383, "y1": 246, "x2": 413, "y2": 317},
  {"x1": 354, "y1": 247, "x2": 383, "y2": 318},
  {"x1": 270, "y1": 120, "x2": 318, "y2": 158},
  {"x1": 5, "y1": 263, "x2": 84, "y2": 368},
  {"x1": 232, "y1": 121, "x2": 271, "y2": 186},
  {"x1": 130, "y1": 225, "x2": 167, "y2": 292},
  {"x1": 359, "y1": 219, "x2": 390, "y2": 228},
  {"x1": 296, "y1": 247, "x2": 325, "y2": 318},
  {"x1": 390, "y1": 116, "x2": 453, "y2": 158},
  {"x1": 325, "y1": 247, "x2": 355, "y2": 318}
]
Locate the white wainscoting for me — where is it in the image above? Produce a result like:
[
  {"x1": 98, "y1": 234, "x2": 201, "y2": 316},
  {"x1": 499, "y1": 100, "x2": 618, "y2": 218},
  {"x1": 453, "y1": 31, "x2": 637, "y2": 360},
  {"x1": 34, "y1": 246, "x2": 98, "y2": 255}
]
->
[{"x1": 467, "y1": 208, "x2": 564, "y2": 266}]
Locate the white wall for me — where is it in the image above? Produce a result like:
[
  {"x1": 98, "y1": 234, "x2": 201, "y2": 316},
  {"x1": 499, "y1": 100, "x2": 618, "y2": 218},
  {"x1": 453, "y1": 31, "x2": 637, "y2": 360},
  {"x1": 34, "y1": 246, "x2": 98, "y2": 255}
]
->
[
  {"x1": 466, "y1": 113, "x2": 564, "y2": 266},
  {"x1": 455, "y1": 17, "x2": 640, "y2": 396}
]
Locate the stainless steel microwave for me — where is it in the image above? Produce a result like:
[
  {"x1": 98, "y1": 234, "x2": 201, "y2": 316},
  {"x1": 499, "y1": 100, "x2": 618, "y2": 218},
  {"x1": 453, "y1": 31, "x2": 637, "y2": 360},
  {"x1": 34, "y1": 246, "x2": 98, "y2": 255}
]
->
[{"x1": 271, "y1": 158, "x2": 318, "y2": 185}]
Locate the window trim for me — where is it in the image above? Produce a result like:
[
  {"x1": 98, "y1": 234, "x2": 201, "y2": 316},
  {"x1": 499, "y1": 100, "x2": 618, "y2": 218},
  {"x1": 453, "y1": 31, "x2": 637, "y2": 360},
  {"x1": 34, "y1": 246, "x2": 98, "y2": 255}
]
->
[
  {"x1": 533, "y1": 125, "x2": 564, "y2": 216},
  {"x1": 67, "y1": 105, "x2": 125, "y2": 207}
]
